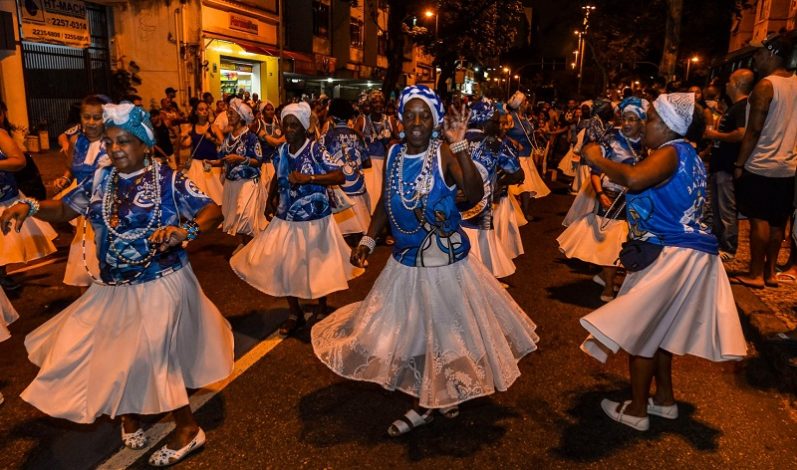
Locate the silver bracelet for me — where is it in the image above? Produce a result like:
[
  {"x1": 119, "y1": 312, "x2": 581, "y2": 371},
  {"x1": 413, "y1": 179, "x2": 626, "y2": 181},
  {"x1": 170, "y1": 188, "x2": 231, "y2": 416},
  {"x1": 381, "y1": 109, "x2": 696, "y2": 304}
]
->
[
  {"x1": 14, "y1": 197, "x2": 40, "y2": 217},
  {"x1": 358, "y1": 235, "x2": 377, "y2": 254},
  {"x1": 449, "y1": 139, "x2": 469, "y2": 154}
]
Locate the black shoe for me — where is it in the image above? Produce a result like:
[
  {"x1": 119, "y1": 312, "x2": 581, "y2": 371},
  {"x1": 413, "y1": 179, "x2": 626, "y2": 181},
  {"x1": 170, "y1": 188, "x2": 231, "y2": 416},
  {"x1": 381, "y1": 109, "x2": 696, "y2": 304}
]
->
[
  {"x1": 0, "y1": 276, "x2": 21, "y2": 291},
  {"x1": 279, "y1": 313, "x2": 306, "y2": 337}
]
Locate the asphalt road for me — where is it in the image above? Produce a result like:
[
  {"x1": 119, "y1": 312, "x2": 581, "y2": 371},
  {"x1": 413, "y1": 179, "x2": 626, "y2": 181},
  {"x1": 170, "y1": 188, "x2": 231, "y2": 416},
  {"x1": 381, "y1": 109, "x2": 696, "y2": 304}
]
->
[{"x1": 1, "y1": 172, "x2": 796, "y2": 469}]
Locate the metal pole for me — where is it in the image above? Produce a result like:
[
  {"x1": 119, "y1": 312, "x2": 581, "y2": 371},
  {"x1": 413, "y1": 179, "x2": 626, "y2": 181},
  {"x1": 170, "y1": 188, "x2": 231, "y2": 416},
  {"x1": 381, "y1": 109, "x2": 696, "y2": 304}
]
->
[
  {"x1": 685, "y1": 59, "x2": 691, "y2": 81},
  {"x1": 433, "y1": 13, "x2": 439, "y2": 91},
  {"x1": 278, "y1": 0, "x2": 285, "y2": 104}
]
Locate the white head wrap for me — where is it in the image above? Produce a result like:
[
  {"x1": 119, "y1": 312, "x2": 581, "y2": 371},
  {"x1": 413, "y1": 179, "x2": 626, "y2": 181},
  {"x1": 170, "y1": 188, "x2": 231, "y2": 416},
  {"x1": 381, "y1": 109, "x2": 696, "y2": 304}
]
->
[
  {"x1": 258, "y1": 99, "x2": 275, "y2": 113},
  {"x1": 653, "y1": 93, "x2": 694, "y2": 136},
  {"x1": 229, "y1": 98, "x2": 254, "y2": 124},
  {"x1": 281, "y1": 102, "x2": 312, "y2": 130},
  {"x1": 507, "y1": 91, "x2": 526, "y2": 110}
]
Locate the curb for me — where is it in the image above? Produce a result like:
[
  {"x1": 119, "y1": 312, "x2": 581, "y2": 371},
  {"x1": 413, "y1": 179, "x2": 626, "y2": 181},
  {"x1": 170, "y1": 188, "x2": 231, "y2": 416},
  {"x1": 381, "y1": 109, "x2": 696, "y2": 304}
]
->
[{"x1": 732, "y1": 284, "x2": 797, "y2": 395}]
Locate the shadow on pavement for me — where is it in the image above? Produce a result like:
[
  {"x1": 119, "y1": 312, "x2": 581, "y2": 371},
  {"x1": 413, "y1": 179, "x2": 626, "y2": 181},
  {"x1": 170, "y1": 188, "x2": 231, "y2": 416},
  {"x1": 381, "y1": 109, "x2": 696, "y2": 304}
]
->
[
  {"x1": 546, "y1": 279, "x2": 604, "y2": 310},
  {"x1": 553, "y1": 382, "x2": 721, "y2": 462},
  {"x1": 298, "y1": 382, "x2": 517, "y2": 461}
]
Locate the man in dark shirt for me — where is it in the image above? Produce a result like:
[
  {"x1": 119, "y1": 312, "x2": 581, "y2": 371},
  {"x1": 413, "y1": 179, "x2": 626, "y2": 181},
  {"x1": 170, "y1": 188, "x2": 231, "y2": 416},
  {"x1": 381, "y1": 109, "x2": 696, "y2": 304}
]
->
[{"x1": 705, "y1": 68, "x2": 754, "y2": 260}]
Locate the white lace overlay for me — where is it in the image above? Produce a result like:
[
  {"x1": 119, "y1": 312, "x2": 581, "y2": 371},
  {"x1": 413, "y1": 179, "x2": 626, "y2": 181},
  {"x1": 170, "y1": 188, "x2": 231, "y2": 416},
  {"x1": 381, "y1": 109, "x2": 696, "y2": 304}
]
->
[{"x1": 311, "y1": 256, "x2": 539, "y2": 409}]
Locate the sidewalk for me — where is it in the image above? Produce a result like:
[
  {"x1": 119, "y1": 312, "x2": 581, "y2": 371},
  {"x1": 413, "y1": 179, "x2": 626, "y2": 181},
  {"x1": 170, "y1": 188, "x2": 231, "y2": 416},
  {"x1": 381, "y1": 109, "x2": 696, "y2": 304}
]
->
[{"x1": 725, "y1": 219, "x2": 797, "y2": 394}]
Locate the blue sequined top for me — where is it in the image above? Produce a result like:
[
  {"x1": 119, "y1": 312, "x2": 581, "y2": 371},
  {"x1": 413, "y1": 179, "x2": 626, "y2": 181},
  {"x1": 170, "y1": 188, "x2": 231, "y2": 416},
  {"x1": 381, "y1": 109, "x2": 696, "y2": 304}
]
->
[
  {"x1": 274, "y1": 140, "x2": 342, "y2": 222},
  {"x1": 386, "y1": 142, "x2": 470, "y2": 267},
  {"x1": 626, "y1": 140, "x2": 718, "y2": 254},
  {"x1": 63, "y1": 164, "x2": 214, "y2": 285},
  {"x1": 318, "y1": 122, "x2": 369, "y2": 197},
  {"x1": 459, "y1": 129, "x2": 521, "y2": 230},
  {"x1": 218, "y1": 128, "x2": 263, "y2": 181}
]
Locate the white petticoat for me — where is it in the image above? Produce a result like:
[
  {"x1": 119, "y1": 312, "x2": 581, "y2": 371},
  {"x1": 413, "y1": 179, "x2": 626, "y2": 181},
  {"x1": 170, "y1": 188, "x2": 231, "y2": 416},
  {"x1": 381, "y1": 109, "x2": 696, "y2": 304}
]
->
[
  {"x1": 0, "y1": 287, "x2": 19, "y2": 343},
  {"x1": 557, "y1": 213, "x2": 628, "y2": 267},
  {"x1": 493, "y1": 196, "x2": 525, "y2": 259},
  {"x1": 0, "y1": 197, "x2": 58, "y2": 266},
  {"x1": 570, "y1": 164, "x2": 591, "y2": 194},
  {"x1": 63, "y1": 216, "x2": 100, "y2": 287},
  {"x1": 579, "y1": 247, "x2": 747, "y2": 363},
  {"x1": 260, "y1": 162, "x2": 275, "y2": 194},
  {"x1": 333, "y1": 193, "x2": 372, "y2": 235},
  {"x1": 463, "y1": 227, "x2": 516, "y2": 278},
  {"x1": 311, "y1": 256, "x2": 539, "y2": 409},
  {"x1": 511, "y1": 157, "x2": 551, "y2": 198},
  {"x1": 20, "y1": 265, "x2": 234, "y2": 423},
  {"x1": 230, "y1": 215, "x2": 363, "y2": 299},
  {"x1": 562, "y1": 178, "x2": 597, "y2": 227},
  {"x1": 221, "y1": 178, "x2": 268, "y2": 236},
  {"x1": 184, "y1": 159, "x2": 224, "y2": 205},
  {"x1": 557, "y1": 147, "x2": 579, "y2": 177},
  {"x1": 363, "y1": 157, "x2": 385, "y2": 214}
]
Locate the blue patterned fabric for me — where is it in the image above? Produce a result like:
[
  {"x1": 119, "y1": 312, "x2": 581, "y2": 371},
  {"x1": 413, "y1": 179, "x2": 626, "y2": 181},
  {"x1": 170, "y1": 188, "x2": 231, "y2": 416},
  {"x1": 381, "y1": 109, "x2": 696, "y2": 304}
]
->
[
  {"x1": 626, "y1": 140, "x2": 718, "y2": 254},
  {"x1": 62, "y1": 164, "x2": 214, "y2": 285},
  {"x1": 506, "y1": 112, "x2": 533, "y2": 157},
  {"x1": 360, "y1": 114, "x2": 394, "y2": 158},
  {"x1": 0, "y1": 149, "x2": 18, "y2": 203},
  {"x1": 103, "y1": 104, "x2": 155, "y2": 147},
  {"x1": 459, "y1": 130, "x2": 521, "y2": 229},
  {"x1": 319, "y1": 122, "x2": 369, "y2": 197},
  {"x1": 398, "y1": 85, "x2": 445, "y2": 128},
  {"x1": 468, "y1": 99, "x2": 496, "y2": 127},
  {"x1": 71, "y1": 133, "x2": 109, "y2": 182},
  {"x1": 274, "y1": 140, "x2": 342, "y2": 222},
  {"x1": 386, "y1": 142, "x2": 470, "y2": 267},
  {"x1": 218, "y1": 129, "x2": 263, "y2": 181}
]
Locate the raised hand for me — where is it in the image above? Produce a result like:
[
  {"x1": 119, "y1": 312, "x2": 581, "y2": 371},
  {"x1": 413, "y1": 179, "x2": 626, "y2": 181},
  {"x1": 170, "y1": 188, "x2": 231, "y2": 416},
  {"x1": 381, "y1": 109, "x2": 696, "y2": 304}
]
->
[{"x1": 444, "y1": 103, "x2": 471, "y2": 144}]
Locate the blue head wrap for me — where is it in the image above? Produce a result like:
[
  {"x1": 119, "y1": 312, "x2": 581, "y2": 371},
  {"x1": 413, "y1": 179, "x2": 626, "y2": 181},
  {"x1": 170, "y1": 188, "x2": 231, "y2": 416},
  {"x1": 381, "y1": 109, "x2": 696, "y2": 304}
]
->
[
  {"x1": 102, "y1": 103, "x2": 155, "y2": 147},
  {"x1": 398, "y1": 85, "x2": 445, "y2": 128},
  {"x1": 468, "y1": 98, "x2": 497, "y2": 127},
  {"x1": 619, "y1": 97, "x2": 649, "y2": 120}
]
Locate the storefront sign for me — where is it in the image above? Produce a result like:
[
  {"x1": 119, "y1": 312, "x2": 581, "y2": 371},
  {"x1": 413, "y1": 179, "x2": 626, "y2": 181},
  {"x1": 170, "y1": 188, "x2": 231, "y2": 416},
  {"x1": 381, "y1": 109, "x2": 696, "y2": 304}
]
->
[
  {"x1": 19, "y1": 0, "x2": 90, "y2": 48},
  {"x1": 229, "y1": 14, "x2": 258, "y2": 35}
]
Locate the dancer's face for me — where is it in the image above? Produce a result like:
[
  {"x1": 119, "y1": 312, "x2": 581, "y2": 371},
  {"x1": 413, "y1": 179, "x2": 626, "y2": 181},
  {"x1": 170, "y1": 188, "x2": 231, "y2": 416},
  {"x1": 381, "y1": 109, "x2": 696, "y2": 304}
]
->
[
  {"x1": 104, "y1": 127, "x2": 149, "y2": 173},
  {"x1": 621, "y1": 112, "x2": 644, "y2": 140},
  {"x1": 282, "y1": 115, "x2": 307, "y2": 146},
  {"x1": 81, "y1": 104, "x2": 104, "y2": 141},
  {"x1": 401, "y1": 99, "x2": 434, "y2": 151}
]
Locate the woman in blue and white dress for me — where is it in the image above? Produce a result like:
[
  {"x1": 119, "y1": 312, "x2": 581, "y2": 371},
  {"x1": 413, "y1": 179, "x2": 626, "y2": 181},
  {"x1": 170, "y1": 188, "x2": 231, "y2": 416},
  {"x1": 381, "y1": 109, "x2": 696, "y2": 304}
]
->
[
  {"x1": 312, "y1": 86, "x2": 539, "y2": 436},
  {"x1": 231, "y1": 102, "x2": 363, "y2": 337},
  {"x1": 0, "y1": 123, "x2": 58, "y2": 289},
  {"x1": 505, "y1": 91, "x2": 550, "y2": 220},
  {"x1": 356, "y1": 90, "x2": 398, "y2": 214},
  {"x1": 1, "y1": 104, "x2": 234, "y2": 466},
  {"x1": 209, "y1": 98, "x2": 267, "y2": 241},
  {"x1": 459, "y1": 99, "x2": 524, "y2": 279},
  {"x1": 181, "y1": 100, "x2": 225, "y2": 205},
  {"x1": 557, "y1": 98, "x2": 648, "y2": 301},
  {"x1": 321, "y1": 99, "x2": 372, "y2": 235},
  {"x1": 253, "y1": 100, "x2": 284, "y2": 196},
  {"x1": 53, "y1": 95, "x2": 110, "y2": 286},
  {"x1": 578, "y1": 93, "x2": 747, "y2": 432}
]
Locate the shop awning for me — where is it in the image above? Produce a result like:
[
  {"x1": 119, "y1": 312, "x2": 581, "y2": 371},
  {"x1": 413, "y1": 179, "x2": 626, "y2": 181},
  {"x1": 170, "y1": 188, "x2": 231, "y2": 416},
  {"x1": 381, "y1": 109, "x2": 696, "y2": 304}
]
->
[{"x1": 203, "y1": 33, "x2": 279, "y2": 57}]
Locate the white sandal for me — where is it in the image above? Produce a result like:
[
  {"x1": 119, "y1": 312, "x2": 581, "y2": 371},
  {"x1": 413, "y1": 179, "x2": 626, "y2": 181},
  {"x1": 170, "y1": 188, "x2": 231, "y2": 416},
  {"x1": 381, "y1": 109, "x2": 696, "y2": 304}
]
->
[
  {"x1": 148, "y1": 428, "x2": 205, "y2": 467},
  {"x1": 121, "y1": 426, "x2": 148, "y2": 450},
  {"x1": 387, "y1": 409, "x2": 434, "y2": 437}
]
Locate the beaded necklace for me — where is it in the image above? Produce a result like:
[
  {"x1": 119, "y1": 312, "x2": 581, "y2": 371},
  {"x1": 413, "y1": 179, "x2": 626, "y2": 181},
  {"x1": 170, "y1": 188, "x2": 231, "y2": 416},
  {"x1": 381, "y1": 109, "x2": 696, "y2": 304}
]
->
[{"x1": 385, "y1": 140, "x2": 439, "y2": 234}]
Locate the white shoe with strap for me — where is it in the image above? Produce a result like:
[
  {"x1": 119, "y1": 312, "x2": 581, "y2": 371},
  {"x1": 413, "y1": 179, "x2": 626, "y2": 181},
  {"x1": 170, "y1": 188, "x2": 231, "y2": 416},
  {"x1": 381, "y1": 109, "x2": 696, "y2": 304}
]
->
[
  {"x1": 148, "y1": 428, "x2": 206, "y2": 467},
  {"x1": 600, "y1": 399, "x2": 649, "y2": 431},
  {"x1": 387, "y1": 409, "x2": 434, "y2": 437}
]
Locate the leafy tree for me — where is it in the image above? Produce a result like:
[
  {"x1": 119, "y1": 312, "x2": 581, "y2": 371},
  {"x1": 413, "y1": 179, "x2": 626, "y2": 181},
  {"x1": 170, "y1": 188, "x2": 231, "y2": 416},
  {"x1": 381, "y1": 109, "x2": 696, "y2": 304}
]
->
[{"x1": 659, "y1": 0, "x2": 683, "y2": 79}]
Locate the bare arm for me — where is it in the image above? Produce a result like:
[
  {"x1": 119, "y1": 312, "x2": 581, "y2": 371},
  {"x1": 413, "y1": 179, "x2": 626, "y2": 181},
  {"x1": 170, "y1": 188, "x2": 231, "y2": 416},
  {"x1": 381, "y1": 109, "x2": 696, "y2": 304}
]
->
[
  {"x1": 442, "y1": 144, "x2": 484, "y2": 205},
  {"x1": 0, "y1": 129, "x2": 25, "y2": 172},
  {"x1": 350, "y1": 158, "x2": 391, "y2": 267},
  {"x1": 705, "y1": 126, "x2": 745, "y2": 143},
  {"x1": 1, "y1": 199, "x2": 80, "y2": 234},
  {"x1": 288, "y1": 169, "x2": 345, "y2": 186},
  {"x1": 736, "y1": 80, "x2": 772, "y2": 170},
  {"x1": 582, "y1": 142, "x2": 678, "y2": 192}
]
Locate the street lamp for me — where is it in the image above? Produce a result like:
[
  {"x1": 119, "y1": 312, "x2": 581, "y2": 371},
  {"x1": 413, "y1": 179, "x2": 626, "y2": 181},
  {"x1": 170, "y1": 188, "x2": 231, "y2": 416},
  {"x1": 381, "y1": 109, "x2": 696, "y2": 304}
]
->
[
  {"x1": 685, "y1": 55, "x2": 700, "y2": 81},
  {"x1": 576, "y1": 4, "x2": 595, "y2": 96},
  {"x1": 424, "y1": 9, "x2": 439, "y2": 91}
]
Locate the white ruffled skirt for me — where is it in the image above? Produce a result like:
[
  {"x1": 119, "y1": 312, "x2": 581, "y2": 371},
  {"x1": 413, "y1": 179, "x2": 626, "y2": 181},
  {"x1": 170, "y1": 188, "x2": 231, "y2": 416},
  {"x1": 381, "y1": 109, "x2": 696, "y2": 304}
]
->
[
  {"x1": 557, "y1": 147, "x2": 579, "y2": 177},
  {"x1": 333, "y1": 194, "x2": 372, "y2": 235},
  {"x1": 571, "y1": 164, "x2": 591, "y2": 194},
  {"x1": 20, "y1": 265, "x2": 235, "y2": 423},
  {"x1": 184, "y1": 159, "x2": 224, "y2": 206},
  {"x1": 0, "y1": 287, "x2": 19, "y2": 343},
  {"x1": 221, "y1": 178, "x2": 268, "y2": 236},
  {"x1": 311, "y1": 256, "x2": 539, "y2": 409},
  {"x1": 63, "y1": 216, "x2": 100, "y2": 287},
  {"x1": 511, "y1": 157, "x2": 551, "y2": 198},
  {"x1": 363, "y1": 157, "x2": 384, "y2": 214},
  {"x1": 0, "y1": 197, "x2": 58, "y2": 266},
  {"x1": 260, "y1": 162, "x2": 275, "y2": 194},
  {"x1": 463, "y1": 227, "x2": 516, "y2": 278},
  {"x1": 580, "y1": 247, "x2": 747, "y2": 363},
  {"x1": 493, "y1": 196, "x2": 525, "y2": 259},
  {"x1": 230, "y1": 215, "x2": 363, "y2": 299},
  {"x1": 557, "y1": 213, "x2": 628, "y2": 267},
  {"x1": 562, "y1": 179, "x2": 597, "y2": 227}
]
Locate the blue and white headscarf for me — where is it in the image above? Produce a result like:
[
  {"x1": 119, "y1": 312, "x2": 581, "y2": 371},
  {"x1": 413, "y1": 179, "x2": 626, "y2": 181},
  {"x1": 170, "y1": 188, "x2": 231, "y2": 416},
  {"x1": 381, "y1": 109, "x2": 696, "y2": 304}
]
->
[
  {"x1": 468, "y1": 98, "x2": 497, "y2": 127},
  {"x1": 102, "y1": 103, "x2": 155, "y2": 147},
  {"x1": 398, "y1": 85, "x2": 445, "y2": 128},
  {"x1": 619, "y1": 97, "x2": 649, "y2": 120}
]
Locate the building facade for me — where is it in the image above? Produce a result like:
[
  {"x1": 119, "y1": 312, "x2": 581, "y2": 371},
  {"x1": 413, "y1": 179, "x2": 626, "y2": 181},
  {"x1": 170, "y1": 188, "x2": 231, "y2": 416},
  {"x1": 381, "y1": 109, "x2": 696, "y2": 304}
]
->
[{"x1": 728, "y1": 0, "x2": 797, "y2": 52}]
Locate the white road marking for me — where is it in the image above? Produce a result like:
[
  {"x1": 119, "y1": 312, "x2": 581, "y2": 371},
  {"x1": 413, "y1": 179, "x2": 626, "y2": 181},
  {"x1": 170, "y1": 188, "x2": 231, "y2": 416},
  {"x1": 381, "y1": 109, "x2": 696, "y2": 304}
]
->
[{"x1": 97, "y1": 332, "x2": 284, "y2": 469}]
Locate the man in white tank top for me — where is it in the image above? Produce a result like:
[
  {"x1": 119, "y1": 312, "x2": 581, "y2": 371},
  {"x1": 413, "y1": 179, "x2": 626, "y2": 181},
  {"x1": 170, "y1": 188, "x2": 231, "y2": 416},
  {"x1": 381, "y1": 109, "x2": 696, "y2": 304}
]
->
[{"x1": 734, "y1": 33, "x2": 797, "y2": 289}]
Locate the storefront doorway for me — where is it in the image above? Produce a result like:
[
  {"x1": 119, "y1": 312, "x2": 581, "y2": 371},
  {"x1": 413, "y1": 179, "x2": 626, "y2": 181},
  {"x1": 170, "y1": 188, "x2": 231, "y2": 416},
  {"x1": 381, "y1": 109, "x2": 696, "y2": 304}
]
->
[{"x1": 220, "y1": 58, "x2": 261, "y2": 97}]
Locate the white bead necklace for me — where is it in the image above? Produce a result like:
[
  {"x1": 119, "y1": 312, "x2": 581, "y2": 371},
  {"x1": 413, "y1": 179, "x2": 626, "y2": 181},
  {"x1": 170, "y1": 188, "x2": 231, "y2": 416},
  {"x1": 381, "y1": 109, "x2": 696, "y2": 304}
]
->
[{"x1": 386, "y1": 140, "x2": 439, "y2": 234}]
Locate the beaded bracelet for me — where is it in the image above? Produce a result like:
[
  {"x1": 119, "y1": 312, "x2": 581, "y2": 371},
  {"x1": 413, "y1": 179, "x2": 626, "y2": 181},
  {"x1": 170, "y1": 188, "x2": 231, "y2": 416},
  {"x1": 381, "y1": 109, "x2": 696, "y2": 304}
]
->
[
  {"x1": 14, "y1": 197, "x2": 40, "y2": 217},
  {"x1": 449, "y1": 139, "x2": 469, "y2": 154},
  {"x1": 358, "y1": 235, "x2": 377, "y2": 254},
  {"x1": 180, "y1": 219, "x2": 200, "y2": 241}
]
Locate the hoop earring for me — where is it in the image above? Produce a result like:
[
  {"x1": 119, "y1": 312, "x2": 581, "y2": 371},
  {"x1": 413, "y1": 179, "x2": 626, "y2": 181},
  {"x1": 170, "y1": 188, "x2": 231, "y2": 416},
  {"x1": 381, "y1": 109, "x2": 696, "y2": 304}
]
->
[
  {"x1": 431, "y1": 130, "x2": 440, "y2": 139},
  {"x1": 399, "y1": 131, "x2": 406, "y2": 139}
]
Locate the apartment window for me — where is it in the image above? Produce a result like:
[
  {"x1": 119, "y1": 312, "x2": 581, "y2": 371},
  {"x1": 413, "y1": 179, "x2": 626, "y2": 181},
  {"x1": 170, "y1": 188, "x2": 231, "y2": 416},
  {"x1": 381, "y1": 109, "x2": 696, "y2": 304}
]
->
[
  {"x1": 313, "y1": 1, "x2": 330, "y2": 38},
  {"x1": 350, "y1": 18, "x2": 363, "y2": 48}
]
